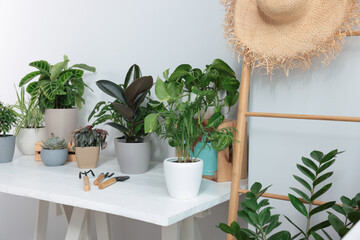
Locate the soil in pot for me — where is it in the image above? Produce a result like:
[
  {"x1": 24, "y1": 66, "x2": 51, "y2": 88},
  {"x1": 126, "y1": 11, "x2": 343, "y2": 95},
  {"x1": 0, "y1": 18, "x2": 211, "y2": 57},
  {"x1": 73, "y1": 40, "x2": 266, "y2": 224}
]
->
[
  {"x1": 41, "y1": 148, "x2": 68, "y2": 166},
  {"x1": 0, "y1": 135, "x2": 16, "y2": 163},
  {"x1": 75, "y1": 146, "x2": 100, "y2": 169}
]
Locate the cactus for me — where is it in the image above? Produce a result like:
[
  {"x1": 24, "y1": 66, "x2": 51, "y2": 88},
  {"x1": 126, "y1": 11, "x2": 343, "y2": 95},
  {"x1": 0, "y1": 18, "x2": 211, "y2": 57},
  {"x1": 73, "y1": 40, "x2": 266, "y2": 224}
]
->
[{"x1": 42, "y1": 134, "x2": 67, "y2": 150}]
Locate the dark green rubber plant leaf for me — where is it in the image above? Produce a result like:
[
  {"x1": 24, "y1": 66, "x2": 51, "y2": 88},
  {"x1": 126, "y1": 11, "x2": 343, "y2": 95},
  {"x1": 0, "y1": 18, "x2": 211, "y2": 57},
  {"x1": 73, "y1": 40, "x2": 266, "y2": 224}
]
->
[
  {"x1": 125, "y1": 76, "x2": 153, "y2": 105},
  {"x1": 124, "y1": 64, "x2": 141, "y2": 88},
  {"x1": 112, "y1": 102, "x2": 133, "y2": 120},
  {"x1": 96, "y1": 80, "x2": 128, "y2": 105}
]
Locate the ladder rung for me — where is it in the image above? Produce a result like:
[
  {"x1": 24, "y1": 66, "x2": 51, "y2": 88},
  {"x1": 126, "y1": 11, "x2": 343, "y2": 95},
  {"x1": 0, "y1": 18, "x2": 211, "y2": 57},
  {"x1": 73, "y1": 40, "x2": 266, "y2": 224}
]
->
[
  {"x1": 245, "y1": 112, "x2": 360, "y2": 122},
  {"x1": 238, "y1": 188, "x2": 340, "y2": 206}
]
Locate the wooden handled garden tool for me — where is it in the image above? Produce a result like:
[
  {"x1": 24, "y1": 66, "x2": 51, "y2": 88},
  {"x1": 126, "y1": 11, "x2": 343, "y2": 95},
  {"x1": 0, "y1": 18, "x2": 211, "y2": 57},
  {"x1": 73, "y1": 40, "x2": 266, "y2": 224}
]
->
[
  {"x1": 79, "y1": 170, "x2": 95, "y2": 191},
  {"x1": 98, "y1": 176, "x2": 130, "y2": 189},
  {"x1": 93, "y1": 172, "x2": 114, "y2": 186}
]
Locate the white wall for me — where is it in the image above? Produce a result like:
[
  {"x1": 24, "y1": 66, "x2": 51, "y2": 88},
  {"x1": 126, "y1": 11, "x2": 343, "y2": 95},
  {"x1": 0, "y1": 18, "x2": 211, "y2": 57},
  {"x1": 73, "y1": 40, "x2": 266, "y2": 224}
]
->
[
  {"x1": 0, "y1": 0, "x2": 244, "y2": 239},
  {"x1": 248, "y1": 38, "x2": 360, "y2": 236}
]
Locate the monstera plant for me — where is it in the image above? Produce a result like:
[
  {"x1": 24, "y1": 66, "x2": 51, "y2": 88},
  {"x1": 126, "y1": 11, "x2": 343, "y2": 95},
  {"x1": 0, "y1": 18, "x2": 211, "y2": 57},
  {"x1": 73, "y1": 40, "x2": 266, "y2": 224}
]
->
[
  {"x1": 18, "y1": 55, "x2": 96, "y2": 141},
  {"x1": 91, "y1": 64, "x2": 154, "y2": 174}
]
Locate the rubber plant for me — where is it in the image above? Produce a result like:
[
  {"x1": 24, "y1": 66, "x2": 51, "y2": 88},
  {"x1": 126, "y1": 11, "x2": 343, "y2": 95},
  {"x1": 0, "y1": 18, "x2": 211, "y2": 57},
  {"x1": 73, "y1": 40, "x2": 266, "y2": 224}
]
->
[
  {"x1": 18, "y1": 55, "x2": 96, "y2": 113},
  {"x1": 91, "y1": 64, "x2": 153, "y2": 143}
]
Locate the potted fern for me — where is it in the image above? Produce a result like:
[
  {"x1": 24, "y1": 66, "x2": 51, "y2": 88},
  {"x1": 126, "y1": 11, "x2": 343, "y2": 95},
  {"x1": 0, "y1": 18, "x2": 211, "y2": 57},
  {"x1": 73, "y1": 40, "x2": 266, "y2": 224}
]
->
[
  {"x1": 0, "y1": 102, "x2": 18, "y2": 163},
  {"x1": 72, "y1": 125, "x2": 108, "y2": 169},
  {"x1": 19, "y1": 55, "x2": 96, "y2": 142},
  {"x1": 145, "y1": 78, "x2": 235, "y2": 199},
  {"x1": 40, "y1": 135, "x2": 68, "y2": 166},
  {"x1": 13, "y1": 87, "x2": 46, "y2": 155},
  {"x1": 89, "y1": 64, "x2": 154, "y2": 174}
]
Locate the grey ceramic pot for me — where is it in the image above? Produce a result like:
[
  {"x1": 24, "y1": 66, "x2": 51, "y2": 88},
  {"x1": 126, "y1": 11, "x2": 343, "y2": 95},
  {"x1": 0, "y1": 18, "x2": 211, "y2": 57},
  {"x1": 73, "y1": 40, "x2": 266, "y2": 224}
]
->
[
  {"x1": 114, "y1": 138, "x2": 151, "y2": 174},
  {"x1": 41, "y1": 148, "x2": 68, "y2": 166},
  {"x1": 0, "y1": 135, "x2": 16, "y2": 163}
]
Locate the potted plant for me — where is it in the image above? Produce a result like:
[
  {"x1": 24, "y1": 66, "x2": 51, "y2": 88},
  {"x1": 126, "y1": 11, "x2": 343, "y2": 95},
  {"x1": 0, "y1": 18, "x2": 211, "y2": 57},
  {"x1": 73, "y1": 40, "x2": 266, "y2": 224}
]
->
[
  {"x1": 72, "y1": 125, "x2": 108, "y2": 169},
  {"x1": 40, "y1": 135, "x2": 68, "y2": 166},
  {"x1": 0, "y1": 102, "x2": 18, "y2": 163},
  {"x1": 18, "y1": 55, "x2": 96, "y2": 141},
  {"x1": 89, "y1": 64, "x2": 154, "y2": 174},
  {"x1": 13, "y1": 87, "x2": 46, "y2": 155},
  {"x1": 156, "y1": 59, "x2": 239, "y2": 176},
  {"x1": 145, "y1": 78, "x2": 235, "y2": 199}
]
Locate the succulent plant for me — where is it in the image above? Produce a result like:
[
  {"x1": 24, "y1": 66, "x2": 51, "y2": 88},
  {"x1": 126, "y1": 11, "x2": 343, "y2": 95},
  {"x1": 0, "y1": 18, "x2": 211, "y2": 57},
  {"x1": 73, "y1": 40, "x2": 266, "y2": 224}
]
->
[
  {"x1": 42, "y1": 135, "x2": 67, "y2": 150},
  {"x1": 72, "y1": 125, "x2": 108, "y2": 149}
]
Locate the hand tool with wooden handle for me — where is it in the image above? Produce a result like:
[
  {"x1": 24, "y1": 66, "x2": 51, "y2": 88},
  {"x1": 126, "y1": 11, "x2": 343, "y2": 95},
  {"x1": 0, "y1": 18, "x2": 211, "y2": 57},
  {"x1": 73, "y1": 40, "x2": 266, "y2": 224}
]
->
[
  {"x1": 83, "y1": 175, "x2": 90, "y2": 191},
  {"x1": 93, "y1": 173, "x2": 105, "y2": 186},
  {"x1": 98, "y1": 176, "x2": 130, "y2": 189}
]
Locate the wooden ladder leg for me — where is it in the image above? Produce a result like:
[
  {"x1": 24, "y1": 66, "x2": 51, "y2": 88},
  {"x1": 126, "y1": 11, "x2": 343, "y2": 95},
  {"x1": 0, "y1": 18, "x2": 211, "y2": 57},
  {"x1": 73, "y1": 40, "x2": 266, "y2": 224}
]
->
[{"x1": 227, "y1": 60, "x2": 251, "y2": 240}]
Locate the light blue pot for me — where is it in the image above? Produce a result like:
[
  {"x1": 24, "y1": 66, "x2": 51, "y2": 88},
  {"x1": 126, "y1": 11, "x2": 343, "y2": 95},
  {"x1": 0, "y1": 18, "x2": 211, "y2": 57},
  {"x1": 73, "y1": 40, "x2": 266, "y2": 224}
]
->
[
  {"x1": 41, "y1": 149, "x2": 68, "y2": 166},
  {"x1": 0, "y1": 135, "x2": 16, "y2": 163},
  {"x1": 192, "y1": 138, "x2": 217, "y2": 176}
]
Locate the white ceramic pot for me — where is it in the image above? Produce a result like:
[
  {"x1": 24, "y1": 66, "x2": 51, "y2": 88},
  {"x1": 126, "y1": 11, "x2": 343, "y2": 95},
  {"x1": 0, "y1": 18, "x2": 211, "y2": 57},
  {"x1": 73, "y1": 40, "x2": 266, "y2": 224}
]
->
[
  {"x1": 16, "y1": 128, "x2": 47, "y2": 155},
  {"x1": 163, "y1": 157, "x2": 204, "y2": 199},
  {"x1": 44, "y1": 108, "x2": 79, "y2": 142},
  {"x1": 114, "y1": 138, "x2": 151, "y2": 174}
]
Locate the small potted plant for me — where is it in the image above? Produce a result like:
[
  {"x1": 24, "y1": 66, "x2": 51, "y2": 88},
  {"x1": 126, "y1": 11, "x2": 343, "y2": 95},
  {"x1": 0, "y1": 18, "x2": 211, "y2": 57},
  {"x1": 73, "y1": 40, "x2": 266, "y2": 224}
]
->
[
  {"x1": 72, "y1": 125, "x2": 108, "y2": 169},
  {"x1": 19, "y1": 55, "x2": 96, "y2": 141},
  {"x1": 13, "y1": 87, "x2": 46, "y2": 155},
  {"x1": 145, "y1": 78, "x2": 235, "y2": 199},
  {"x1": 89, "y1": 64, "x2": 154, "y2": 174},
  {"x1": 40, "y1": 135, "x2": 68, "y2": 166},
  {"x1": 0, "y1": 102, "x2": 18, "y2": 163}
]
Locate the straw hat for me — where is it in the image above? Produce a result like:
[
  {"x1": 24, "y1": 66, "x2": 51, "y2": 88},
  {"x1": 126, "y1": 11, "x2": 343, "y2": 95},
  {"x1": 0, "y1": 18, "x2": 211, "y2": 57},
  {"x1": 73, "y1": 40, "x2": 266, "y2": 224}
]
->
[{"x1": 222, "y1": 0, "x2": 360, "y2": 75}]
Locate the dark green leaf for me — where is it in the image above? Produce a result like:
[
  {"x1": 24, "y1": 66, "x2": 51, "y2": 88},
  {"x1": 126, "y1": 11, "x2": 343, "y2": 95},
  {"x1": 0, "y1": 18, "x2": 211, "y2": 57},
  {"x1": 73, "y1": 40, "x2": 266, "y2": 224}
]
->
[
  {"x1": 338, "y1": 228, "x2": 350, "y2": 238},
  {"x1": 168, "y1": 64, "x2": 192, "y2": 82},
  {"x1": 250, "y1": 182, "x2": 262, "y2": 195},
  {"x1": 29, "y1": 60, "x2": 51, "y2": 76},
  {"x1": 332, "y1": 204, "x2": 346, "y2": 216},
  {"x1": 112, "y1": 102, "x2": 133, "y2": 120},
  {"x1": 106, "y1": 122, "x2": 128, "y2": 133},
  {"x1": 320, "y1": 149, "x2": 338, "y2": 164},
  {"x1": 310, "y1": 202, "x2": 336, "y2": 217},
  {"x1": 217, "y1": 223, "x2": 232, "y2": 235},
  {"x1": 125, "y1": 76, "x2": 153, "y2": 104},
  {"x1": 57, "y1": 71, "x2": 73, "y2": 85},
  {"x1": 258, "y1": 207, "x2": 271, "y2": 226},
  {"x1": 311, "y1": 232, "x2": 324, "y2": 240},
  {"x1": 310, "y1": 151, "x2": 324, "y2": 162},
  {"x1": 290, "y1": 187, "x2": 311, "y2": 203},
  {"x1": 313, "y1": 172, "x2": 333, "y2": 187},
  {"x1": 230, "y1": 221, "x2": 241, "y2": 235},
  {"x1": 96, "y1": 80, "x2": 128, "y2": 105},
  {"x1": 247, "y1": 211, "x2": 259, "y2": 226},
  {"x1": 348, "y1": 212, "x2": 360, "y2": 224},
  {"x1": 340, "y1": 196, "x2": 352, "y2": 206},
  {"x1": 308, "y1": 220, "x2": 331, "y2": 234},
  {"x1": 210, "y1": 59, "x2": 236, "y2": 76},
  {"x1": 19, "y1": 71, "x2": 42, "y2": 87},
  {"x1": 321, "y1": 229, "x2": 333, "y2": 240},
  {"x1": 328, "y1": 212, "x2": 345, "y2": 233},
  {"x1": 220, "y1": 76, "x2": 240, "y2": 92},
  {"x1": 268, "y1": 231, "x2": 291, "y2": 240},
  {"x1": 317, "y1": 160, "x2": 335, "y2": 175},
  {"x1": 238, "y1": 211, "x2": 257, "y2": 228},
  {"x1": 225, "y1": 92, "x2": 239, "y2": 107},
  {"x1": 293, "y1": 175, "x2": 312, "y2": 192},
  {"x1": 311, "y1": 183, "x2": 332, "y2": 201},
  {"x1": 289, "y1": 194, "x2": 308, "y2": 217},
  {"x1": 258, "y1": 199, "x2": 270, "y2": 208},
  {"x1": 265, "y1": 216, "x2": 281, "y2": 235},
  {"x1": 207, "y1": 112, "x2": 224, "y2": 128},
  {"x1": 302, "y1": 157, "x2": 318, "y2": 172},
  {"x1": 297, "y1": 164, "x2": 315, "y2": 180},
  {"x1": 257, "y1": 185, "x2": 272, "y2": 199}
]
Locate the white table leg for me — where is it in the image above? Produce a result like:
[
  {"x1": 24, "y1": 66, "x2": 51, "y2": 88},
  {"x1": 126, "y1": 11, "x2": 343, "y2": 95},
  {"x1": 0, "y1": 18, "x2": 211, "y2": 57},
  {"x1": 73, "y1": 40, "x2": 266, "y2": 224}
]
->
[
  {"x1": 65, "y1": 207, "x2": 89, "y2": 240},
  {"x1": 34, "y1": 200, "x2": 49, "y2": 240},
  {"x1": 94, "y1": 211, "x2": 110, "y2": 240},
  {"x1": 180, "y1": 217, "x2": 195, "y2": 240},
  {"x1": 162, "y1": 222, "x2": 180, "y2": 240},
  {"x1": 80, "y1": 212, "x2": 91, "y2": 240}
]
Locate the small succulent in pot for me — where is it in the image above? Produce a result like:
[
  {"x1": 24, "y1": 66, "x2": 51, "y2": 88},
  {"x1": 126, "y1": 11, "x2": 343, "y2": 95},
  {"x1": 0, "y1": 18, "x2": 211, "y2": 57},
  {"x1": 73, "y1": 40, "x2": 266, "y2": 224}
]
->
[
  {"x1": 72, "y1": 125, "x2": 108, "y2": 149},
  {"x1": 41, "y1": 134, "x2": 68, "y2": 166}
]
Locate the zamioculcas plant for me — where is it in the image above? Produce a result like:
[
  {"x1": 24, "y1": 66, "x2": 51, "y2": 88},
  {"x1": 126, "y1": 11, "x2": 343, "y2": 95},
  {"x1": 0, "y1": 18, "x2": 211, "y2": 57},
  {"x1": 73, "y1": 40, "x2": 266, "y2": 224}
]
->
[
  {"x1": 218, "y1": 182, "x2": 291, "y2": 240},
  {"x1": 19, "y1": 55, "x2": 96, "y2": 113},
  {"x1": 94, "y1": 66, "x2": 153, "y2": 143}
]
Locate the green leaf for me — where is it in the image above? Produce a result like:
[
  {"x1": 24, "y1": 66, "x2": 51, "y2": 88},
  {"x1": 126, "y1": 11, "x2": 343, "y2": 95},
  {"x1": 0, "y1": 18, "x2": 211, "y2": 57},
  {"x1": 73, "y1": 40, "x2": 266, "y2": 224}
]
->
[
  {"x1": 317, "y1": 160, "x2": 335, "y2": 175},
  {"x1": 50, "y1": 61, "x2": 68, "y2": 81},
  {"x1": 332, "y1": 204, "x2": 346, "y2": 216},
  {"x1": 297, "y1": 164, "x2": 315, "y2": 180},
  {"x1": 242, "y1": 192, "x2": 258, "y2": 211},
  {"x1": 19, "y1": 71, "x2": 42, "y2": 87},
  {"x1": 293, "y1": 175, "x2": 312, "y2": 192},
  {"x1": 265, "y1": 215, "x2": 281, "y2": 235},
  {"x1": 320, "y1": 149, "x2": 338, "y2": 164},
  {"x1": 258, "y1": 199, "x2": 270, "y2": 208},
  {"x1": 238, "y1": 210, "x2": 257, "y2": 228},
  {"x1": 210, "y1": 59, "x2": 236, "y2": 76},
  {"x1": 57, "y1": 71, "x2": 73, "y2": 85},
  {"x1": 70, "y1": 63, "x2": 96, "y2": 73},
  {"x1": 311, "y1": 232, "x2": 325, "y2": 240},
  {"x1": 340, "y1": 196, "x2": 352, "y2": 206},
  {"x1": 155, "y1": 78, "x2": 171, "y2": 101},
  {"x1": 250, "y1": 182, "x2": 262, "y2": 195},
  {"x1": 29, "y1": 60, "x2": 51, "y2": 76},
  {"x1": 258, "y1": 207, "x2": 271, "y2": 226},
  {"x1": 257, "y1": 185, "x2": 272, "y2": 199},
  {"x1": 311, "y1": 183, "x2": 332, "y2": 201},
  {"x1": 338, "y1": 228, "x2": 350, "y2": 238},
  {"x1": 313, "y1": 172, "x2": 333, "y2": 187},
  {"x1": 144, "y1": 113, "x2": 159, "y2": 133},
  {"x1": 41, "y1": 81, "x2": 65, "y2": 100},
  {"x1": 217, "y1": 223, "x2": 232, "y2": 235},
  {"x1": 124, "y1": 76, "x2": 153, "y2": 104},
  {"x1": 268, "y1": 231, "x2": 291, "y2": 240},
  {"x1": 290, "y1": 187, "x2": 311, "y2": 203},
  {"x1": 302, "y1": 157, "x2": 318, "y2": 172},
  {"x1": 106, "y1": 122, "x2": 128, "y2": 133},
  {"x1": 225, "y1": 92, "x2": 239, "y2": 107},
  {"x1": 308, "y1": 220, "x2": 331, "y2": 234},
  {"x1": 230, "y1": 221, "x2": 241, "y2": 235},
  {"x1": 289, "y1": 194, "x2": 308, "y2": 217},
  {"x1": 310, "y1": 202, "x2": 336, "y2": 217},
  {"x1": 348, "y1": 212, "x2": 360, "y2": 224},
  {"x1": 162, "y1": 69, "x2": 169, "y2": 81},
  {"x1": 112, "y1": 102, "x2": 133, "y2": 120},
  {"x1": 166, "y1": 82, "x2": 181, "y2": 98},
  {"x1": 207, "y1": 112, "x2": 224, "y2": 128},
  {"x1": 310, "y1": 151, "x2": 324, "y2": 162},
  {"x1": 328, "y1": 212, "x2": 345, "y2": 233},
  {"x1": 124, "y1": 64, "x2": 142, "y2": 88},
  {"x1": 247, "y1": 211, "x2": 260, "y2": 226},
  {"x1": 220, "y1": 76, "x2": 240, "y2": 92},
  {"x1": 168, "y1": 64, "x2": 192, "y2": 82},
  {"x1": 96, "y1": 80, "x2": 128, "y2": 105}
]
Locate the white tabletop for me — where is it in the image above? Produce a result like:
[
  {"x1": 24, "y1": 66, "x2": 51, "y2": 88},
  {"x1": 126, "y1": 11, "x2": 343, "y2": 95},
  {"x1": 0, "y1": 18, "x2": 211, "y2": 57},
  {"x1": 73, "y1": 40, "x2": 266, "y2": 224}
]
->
[{"x1": 0, "y1": 154, "x2": 247, "y2": 226}]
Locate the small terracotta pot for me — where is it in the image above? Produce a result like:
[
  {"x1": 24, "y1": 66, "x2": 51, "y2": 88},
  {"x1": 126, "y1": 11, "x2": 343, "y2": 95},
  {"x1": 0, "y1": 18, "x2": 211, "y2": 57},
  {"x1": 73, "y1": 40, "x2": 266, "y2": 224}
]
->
[{"x1": 75, "y1": 146, "x2": 100, "y2": 169}]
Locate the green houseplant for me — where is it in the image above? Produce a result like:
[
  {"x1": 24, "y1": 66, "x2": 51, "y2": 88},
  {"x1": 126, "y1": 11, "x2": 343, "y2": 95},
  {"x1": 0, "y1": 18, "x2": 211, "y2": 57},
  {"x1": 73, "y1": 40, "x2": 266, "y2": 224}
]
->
[
  {"x1": 144, "y1": 74, "x2": 235, "y2": 199},
  {"x1": 72, "y1": 125, "x2": 108, "y2": 169},
  {"x1": 89, "y1": 64, "x2": 154, "y2": 174},
  {"x1": 19, "y1": 55, "x2": 96, "y2": 141},
  {"x1": 40, "y1": 135, "x2": 68, "y2": 166},
  {"x1": 13, "y1": 87, "x2": 46, "y2": 155},
  {"x1": 0, "y1": 102, "x2": 18, "y2": 163}
]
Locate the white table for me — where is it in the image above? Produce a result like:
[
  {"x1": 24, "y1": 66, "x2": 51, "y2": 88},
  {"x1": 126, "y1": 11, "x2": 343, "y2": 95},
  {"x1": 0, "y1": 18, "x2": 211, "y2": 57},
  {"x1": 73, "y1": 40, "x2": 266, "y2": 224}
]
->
[{"x1": 0, "y1": 154, "x2": 247, "y2": 240}]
